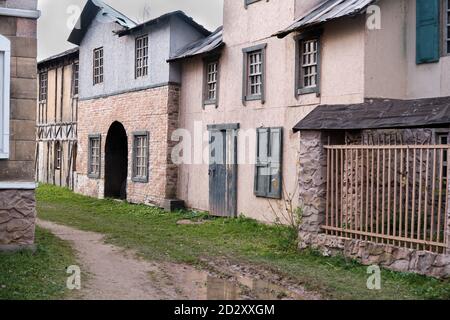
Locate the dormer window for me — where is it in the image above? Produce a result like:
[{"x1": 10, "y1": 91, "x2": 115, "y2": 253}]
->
[{"x1": 0, "y1": 35, "x2": 11, "y2": 159}]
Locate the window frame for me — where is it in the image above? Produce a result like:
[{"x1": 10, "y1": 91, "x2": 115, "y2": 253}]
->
[
  {"x1": 88, "y1": 134, "x2": 101, "y2": 179},
  {"x1": 132, "y1": 131, "x2": 150, "y2": 183},
  {"x1": 203, "y1": 55, "x2": 220, "y2": 107},
  {"x1": 242, "y1": 43, "x2": 267, "y2": 104},
  {"x1": 0, "y1": 35, "x2": 11, "y2": 159},
  {"x1": 295, "y1": 30, "x2": 322, "y2": 97},
  {"x1": 442, "y1": 0, "x2": 450, "y2": 56},
  {"x1": 254, "y1": 127, "x2": 283, "y2": 199},
  {"x1": 55, "y1": 141, "x2": 62, "y2": 170},
  {"x1": 39, "y1": 71, "x2": 48, "y2": 102},
  {"x1": 135, "y1": 35, "x2": 149, "y2": 78},
  {"x1": 72, "y1": 61, "x2": 79, "y2": 97},
  {"x1": 93, "y1": 47, "x2": 104, "y2": 85}
]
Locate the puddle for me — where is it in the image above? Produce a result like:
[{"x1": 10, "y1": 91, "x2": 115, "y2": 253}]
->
[{"x1": 169, "y1": 266, "x2": 310, "y2": 300}]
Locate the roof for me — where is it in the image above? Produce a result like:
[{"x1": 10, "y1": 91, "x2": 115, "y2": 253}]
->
[
  {"x1": 68, "y1": 0, "x2": 137, "y2": 45},
  {"x1": 168, "y1": 26, "x2": 223, "y2": 62},
  {"x1": 293, "y1": 97, "x2": 450, "y2": 132},
  {"x1": 275, "y1": 0, "x2": 377, "y2": 38},
  {"x1": 38, "y1": 47, "x2": 79, "y2": 68},
  {"x1": 117, "y1": 11, "x2": 211, "y2": 37}
]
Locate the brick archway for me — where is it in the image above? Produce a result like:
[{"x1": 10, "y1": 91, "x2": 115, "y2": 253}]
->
[{"x1": 104, "y1": 121, "x2": 128, "y2": 200}]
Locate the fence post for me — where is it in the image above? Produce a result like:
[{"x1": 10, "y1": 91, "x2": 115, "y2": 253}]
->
[{"x1": 298, "y1": 130, "x2": 328, "y2": 249}]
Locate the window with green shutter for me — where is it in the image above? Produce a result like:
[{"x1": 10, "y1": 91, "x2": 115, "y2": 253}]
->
[
  {"x1": 254, "y1": 127, "x2": 283, "y2": 199},
  {"x1": 416, "y1": 0, "x2": 440, "y2": 64}
]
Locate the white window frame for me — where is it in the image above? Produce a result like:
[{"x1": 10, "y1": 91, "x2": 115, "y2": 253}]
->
[{"x1": 0, "y1": 35, "x2": 11, "y2": 159}]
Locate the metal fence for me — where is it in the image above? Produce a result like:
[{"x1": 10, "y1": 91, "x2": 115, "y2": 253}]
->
[{"x1": 324, "y1": 145, "x2": 449, "y2": 253}]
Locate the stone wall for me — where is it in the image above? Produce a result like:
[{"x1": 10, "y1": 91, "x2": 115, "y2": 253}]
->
[
  {"x1": 0, "y1": 1, "x2": 38, "y2": 250},
  {"x1": 298, "y1": 128, "x2": 450, "y2": 278},
  {"x1": 75, "y1": 84, "x2": 180, "y2": 206},
  {"x1": 0, "y1": 190, "x2": 35, "y2": 247}
]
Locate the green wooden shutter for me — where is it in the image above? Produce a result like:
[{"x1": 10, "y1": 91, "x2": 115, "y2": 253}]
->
[
  {"x1": 416, "y1": 0, "x2": 440, "y2": 64},
  {"x1": 268, "y1": 127, "x2": 283, "y2": 199},
  {"x1": 254, "y1": 128, "x2": 269, "y2": 197}
]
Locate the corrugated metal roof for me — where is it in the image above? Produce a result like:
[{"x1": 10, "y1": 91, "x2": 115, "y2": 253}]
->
[
  {"x1": 168, "y1": 27, "x2": 223, "y2": 62},
  {"x1": 38, "y1": 47, "x2": 79, "y2": 67},
  {"x1": 275, "y1": 0, "x2": 376, "y2": 38},
  {"x1": 293, "y1": 97, "x2": 450, "y2": 132},
  {"x1": 68, "y1": 0, "x2": 137, "y2": 45},
  {"x1": 118, "y1": 11, "x2": 211, "y2": 37}
]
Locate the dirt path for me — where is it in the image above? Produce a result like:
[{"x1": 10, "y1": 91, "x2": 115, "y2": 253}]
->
[{"x1": 37, "y1": 219, "x2": 319, "y2": 300}]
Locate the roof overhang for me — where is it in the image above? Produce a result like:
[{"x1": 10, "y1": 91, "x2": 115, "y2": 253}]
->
[
  {"x1": 293, "y1": 97, "x2": 450, "y2": 132},
  {"x1": 274, "y1": 0, "x2": 377, "y2": 39},
  {"x1": 68, "y1": 0, "x2": 136, "y2": 46}
]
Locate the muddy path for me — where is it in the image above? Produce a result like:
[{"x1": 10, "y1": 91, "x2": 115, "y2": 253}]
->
[{"x1": 37, "y1": 219, "x2": 320, "y2": 300}]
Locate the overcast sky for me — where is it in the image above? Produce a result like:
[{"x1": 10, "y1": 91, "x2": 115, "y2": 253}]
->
[{"x1": 37, "y1": 0, "x2": 224, "y2": 60}]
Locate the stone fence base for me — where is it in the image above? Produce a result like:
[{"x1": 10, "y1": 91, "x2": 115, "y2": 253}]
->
[{"x1": 299, "y1": 231, "x2": 450, "y2": 279}]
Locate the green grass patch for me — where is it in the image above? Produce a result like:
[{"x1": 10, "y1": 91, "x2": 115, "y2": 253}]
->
[
  {"x1": 0, "y1": 227, "x2": 76, "y2": 300},
  {"x1": 37, "y1": 184, "x2": 450, "y2": 300}
]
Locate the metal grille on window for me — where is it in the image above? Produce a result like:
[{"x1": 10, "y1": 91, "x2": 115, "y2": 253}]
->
[
  {"x1": 93, "y1": 48, "x2": 103, "y2": 85},
  {"x1": 55, "y1": 142, "x2": 62, "y2": 170},
  {"x1": 39, "y1": 72, "x2": 47, "y2": 102},
  {"x1": 206, "y1": 61, "x2": 218, "y2": 101},
  {"x1": 73, "y1": 62, "x2": 79, "y2": 96},
  {"x1": 301, "y1": 39, "x2": 318, "y2": 88},
  {"x1": 134, "y1": 135, "x2": 148, "y2": 179},
  {"x1": 248, "y1": 50, "x2": 262, "y2": 96},
  {"x1": 89, "y1": 138, "x2": 100, "y2": 175},
  {"x1": 136, "y1": 36, "x2": 149, "y2": 78}
]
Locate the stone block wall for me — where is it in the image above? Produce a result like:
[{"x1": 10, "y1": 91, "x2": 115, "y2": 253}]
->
[
  {"x1": 0, "y1": 0, "x2": 38, "y2": 249},
  {"x1": 298, "y1": 128, "x2": 450, "y2": 278},
  {"x1": 75, "y1": 84, "x2": 180, "y2": 206}
]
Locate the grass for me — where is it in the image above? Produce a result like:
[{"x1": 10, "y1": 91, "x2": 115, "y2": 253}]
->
[
  {"x1": 0, "y1": 227, "x2": 76, "y2": 300},
  {"x1": 37, "y1": 184, "x2": 450, "y2": 300}
]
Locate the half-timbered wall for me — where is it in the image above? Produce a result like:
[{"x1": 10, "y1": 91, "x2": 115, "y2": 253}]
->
[{"x1": 36, "y1": 54, "x2": 79, "y2": 189}]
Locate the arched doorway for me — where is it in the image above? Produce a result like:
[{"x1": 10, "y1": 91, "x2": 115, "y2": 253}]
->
[{"x1": 104, "y1": 121, "x2": 128, "y2": 200}]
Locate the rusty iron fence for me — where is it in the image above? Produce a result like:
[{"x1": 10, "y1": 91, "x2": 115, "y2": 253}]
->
[{"x1": 324, "y1": 145, "x2": 449, "y2": 253}]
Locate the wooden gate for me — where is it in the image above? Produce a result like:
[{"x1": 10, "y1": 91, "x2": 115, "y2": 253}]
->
[{"x1": 324, "y1": 145, "x2": 449, "y2": 253}]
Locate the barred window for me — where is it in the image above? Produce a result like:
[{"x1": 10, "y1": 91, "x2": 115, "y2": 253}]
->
[
  {"x1": 72, "y1": 61, "x2": 79, "y2": 96},
  {"x1": 93, "y1": 47, "x2": 103, "y2": 85},
  {"x1": 39, "y1": 72, "x2": 48, "y2": 102},
  {"x1": 55, "y1": 142, "x2": 62, "y2": 170},
  {"x1": 301, "y1": 39, "x2": 318, "y2": 89},
  {"x1": 88, "y1": 135, "x2": 101, "y2": 178},
  {"x1": 248, "y1": 50, "x2": 262, "y2": 96},
  {"x1": 132, "y1": 132, "x2": 149, "y2": 182},
  {"x1": 135, "y1": 35, "x2": 149, "y2": 78},
  {"x1": 204, "y1": 60, "x2": 218, "y2": 104}
]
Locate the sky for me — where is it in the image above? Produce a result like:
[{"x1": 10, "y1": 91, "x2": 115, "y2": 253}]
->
[{"x1": 37, "y1": 0, "x2": 224, "y2": 60}]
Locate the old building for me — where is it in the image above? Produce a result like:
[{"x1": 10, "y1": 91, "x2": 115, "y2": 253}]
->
[
  {"x1": 69, "y1": 0, "x2": 210, "y2": 206},
  {"x1": 0, "y1": 0, "x2": 39, "y2": 250},
  {"x1": 274, "y1": 0, "x2": 450, "y2": 277},
  {"x1": 36, "y1": 47, "x2": 79, "y2": 189}
]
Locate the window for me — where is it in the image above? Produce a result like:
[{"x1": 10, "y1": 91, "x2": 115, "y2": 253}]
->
[
  {"x1": 39, "y1": 72, "x2": 48, "y2": 102},
  {"x1": 132, "y1": 132, "x2": 149, "y2": 182},
  {"x1": 55, "y1": 142, "x2": 62, "y2": 170},
  {"x1": 444, "y1": 0, "x2": 450, "y2": 55},
  {"x1": 72, "y1": 61, "x2": 79, "y2": 96},
  {"x1": 204, "y1": 59, "x2": 219, "y2": 106},
  {"x1": 296, "y1": 31, "x2": 321, "y2": 96},
  {"x1": 88, "y1": 134, "x2": 101, "y2": 178},
  {"x1": 242, "y1": 44, "x2": 266, "y2": 103},
  {"x1": 254, "y1": 127, "x2": 283, "y2": 199},
  {"x1": 135, "y1": 35, "x2": 149, "y2": 78},
  {"x1": 93, "y1": 47, "x2": 103, "y2": 85},
  {"x1": 0, "y1": 35, "x2": 11, "y2": 159}
]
